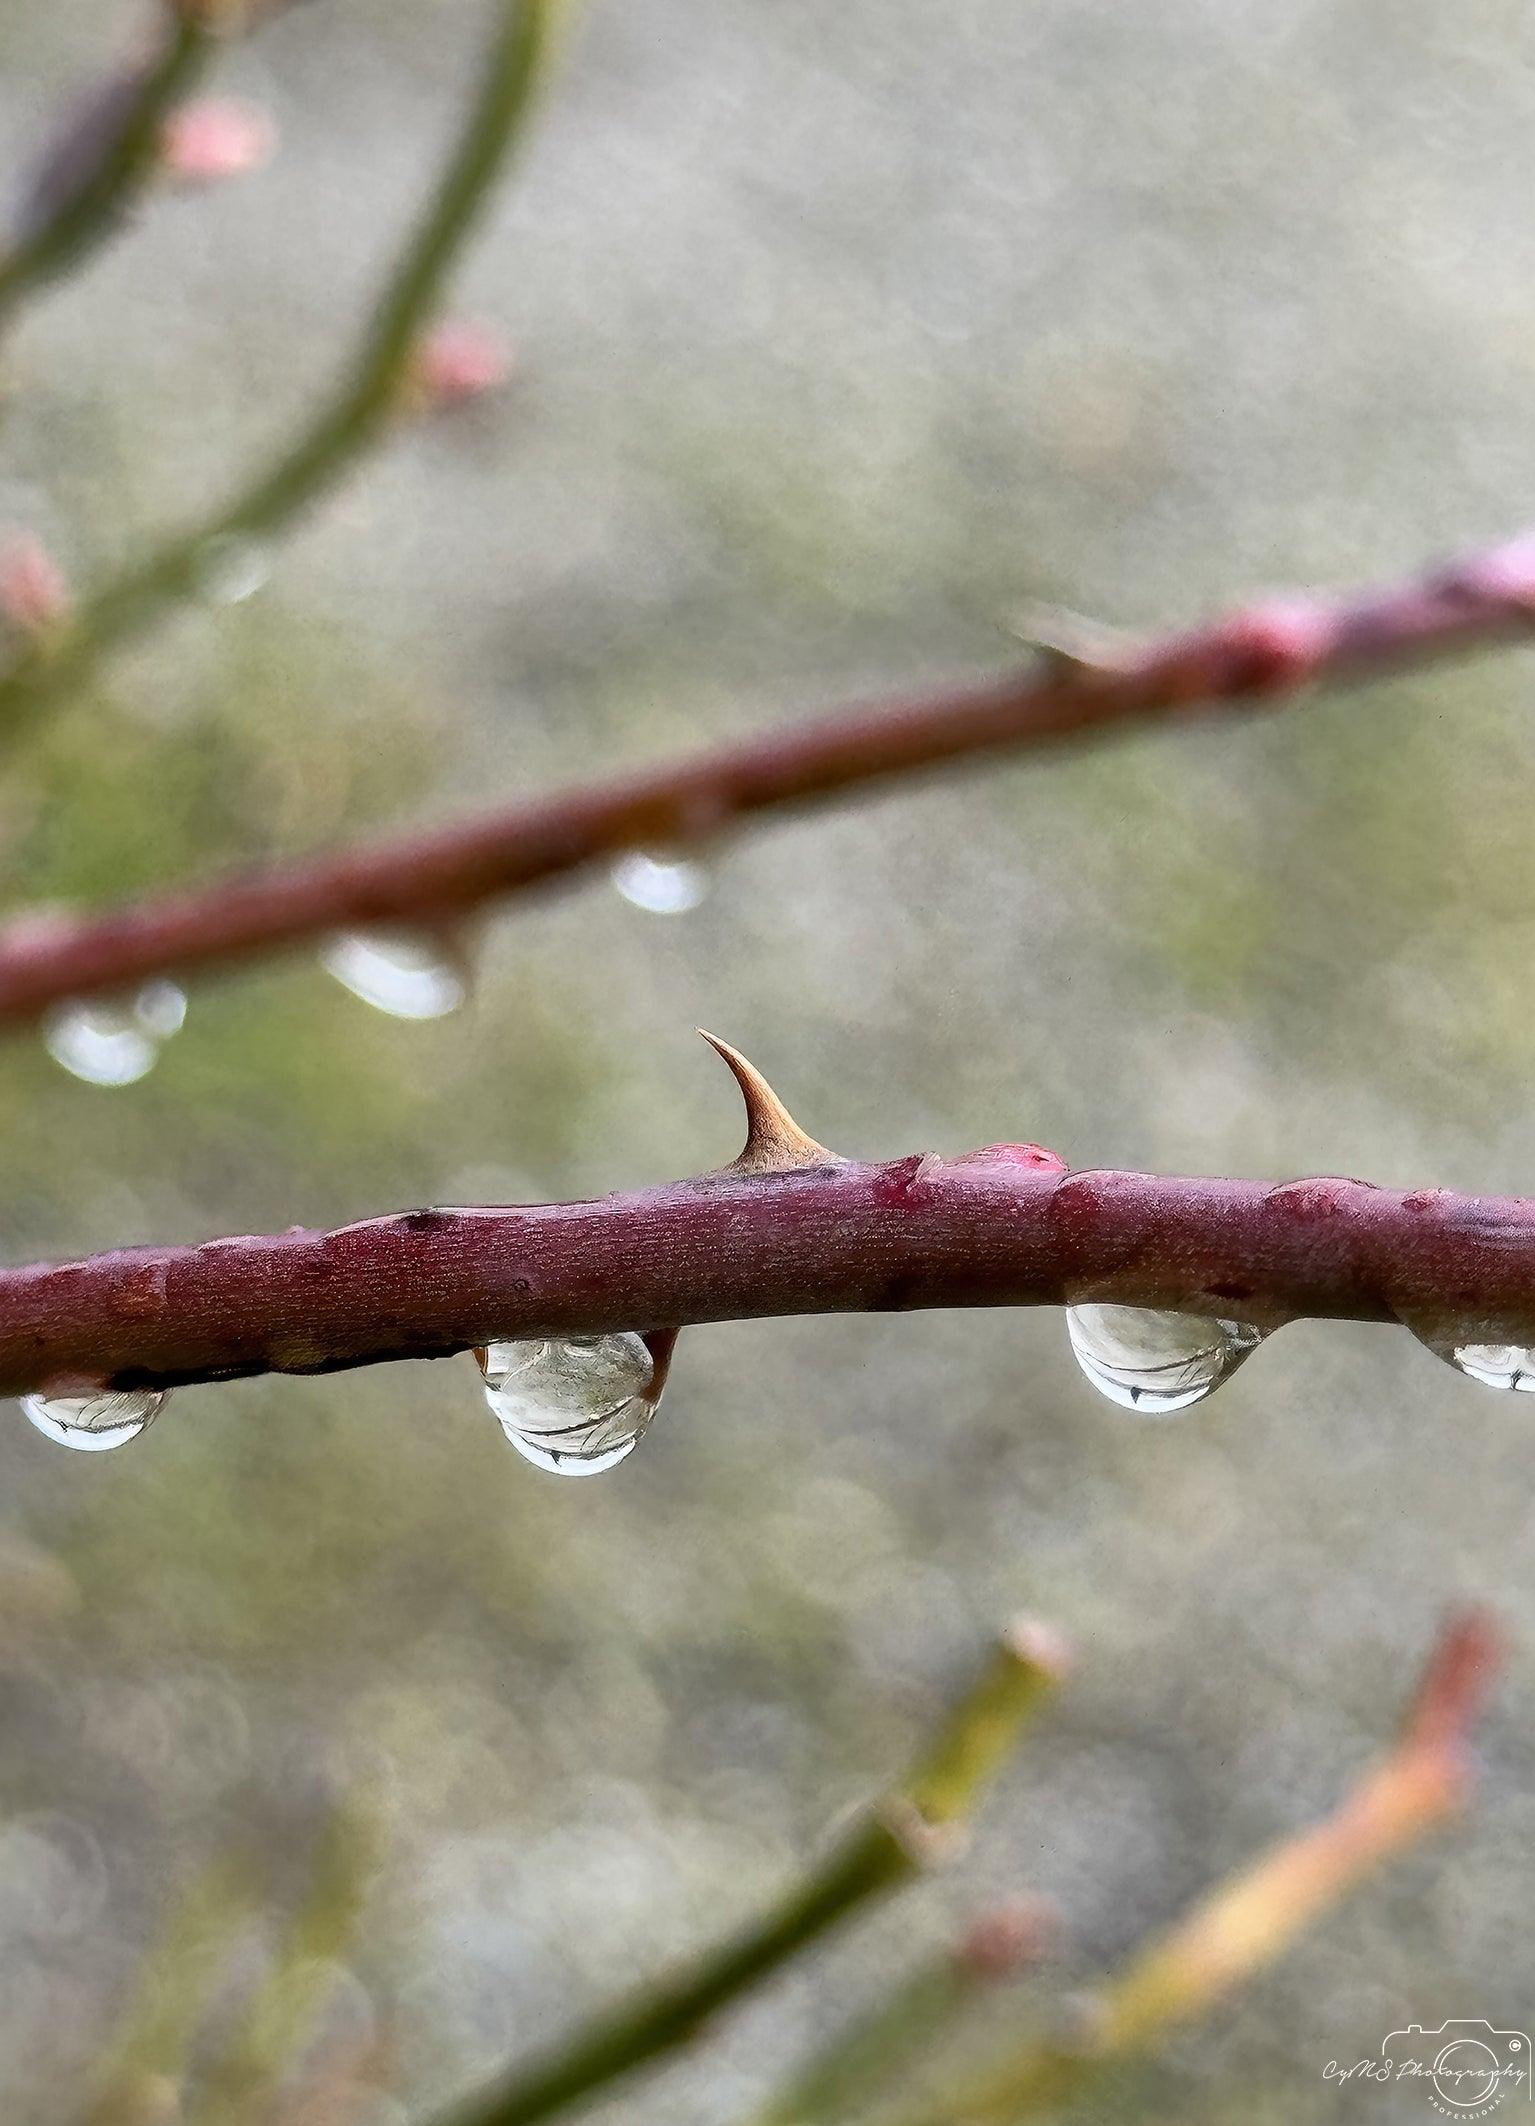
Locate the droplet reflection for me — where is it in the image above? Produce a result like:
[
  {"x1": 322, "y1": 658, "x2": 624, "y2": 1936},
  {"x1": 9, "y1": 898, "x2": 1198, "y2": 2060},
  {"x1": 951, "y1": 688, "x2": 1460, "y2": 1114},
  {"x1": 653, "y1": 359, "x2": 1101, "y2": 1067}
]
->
[
  {"x1": 21, "y1": 1386, "x2": 166, "y2": 1451},
  {"x1": 42, "y1": 981, "x2": 187, "y2": 1087},
  {"x1": 610, "y1": 851, "x2": 708, "y2": 915},
  {"x1": 1412, "y1": 1332, "x2": 1535, "y2": 1393},
  {"x1": 479, "y1": 1334, "x2": 661, "y2": 1475},
  {"x1": 1066, "y1": 1304, "x2": 1264, "y2": 1414},
  {"x1": 320, "y1": 931, "x2": 466, "y2": 1020}
]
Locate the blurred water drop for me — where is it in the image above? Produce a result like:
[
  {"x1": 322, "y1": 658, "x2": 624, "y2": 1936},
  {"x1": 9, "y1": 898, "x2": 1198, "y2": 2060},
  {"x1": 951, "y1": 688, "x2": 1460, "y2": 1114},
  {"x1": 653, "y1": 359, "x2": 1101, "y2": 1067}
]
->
[
  {"x1": 21, "y1": 1385, "x2": 166, "y2": 1451},
  {"x1": 42, "y1": 981, "x2": 187, "y2": 1086},
  {"x1": 1412, "y1": 1332, "x2": 1535, "y2": 1392},
  {"x1": 194, "y1": 532, "x2": 272, "y2": 605},
  {"x1": 610, "y1": 850, "x2": 708, "y2": 915},
  {"x1": 1066, "y1": 1304, "x2": 1264, "y2": 1413},
  {"x1": 479, "y1": 1334, "x2": 661, "y2": 1475},
  {"x1": 320, "y1": 931, "x2": 466, "y2": 1020}
]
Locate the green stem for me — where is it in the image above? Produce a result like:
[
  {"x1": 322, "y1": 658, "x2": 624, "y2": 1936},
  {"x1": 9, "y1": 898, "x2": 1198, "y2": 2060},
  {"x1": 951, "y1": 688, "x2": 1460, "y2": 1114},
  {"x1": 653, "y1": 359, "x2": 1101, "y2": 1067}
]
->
[
  {"x1": 0, "y1": 0, "x2": 563, "y2": 729},
  {"x1": 428, "y1": 1624, "x2": 1067, "y2": 2126},
  {"x1": 0, "y1": 10, "x2": 214, "y2": 334}
]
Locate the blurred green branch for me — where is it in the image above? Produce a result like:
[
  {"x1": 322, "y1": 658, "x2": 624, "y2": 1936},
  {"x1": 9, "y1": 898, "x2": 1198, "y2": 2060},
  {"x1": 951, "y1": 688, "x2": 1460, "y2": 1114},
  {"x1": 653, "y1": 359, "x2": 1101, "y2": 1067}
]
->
[
  {"x1": 0, "y1": 0, "x2": 565, "y2": 730},
  {"x1": 743, "y1": 1898, "x2": 1056, "y2": 2126},
  {"x1": 428, "y1": 1621, "x2": 1068, "y2": 2126},
  {"x1": 0, "y1": 6, "x2": 216, "y2": 334},
  {"x1": 881, "y1": 1609, "x2": 1501, "y2": 2126}
]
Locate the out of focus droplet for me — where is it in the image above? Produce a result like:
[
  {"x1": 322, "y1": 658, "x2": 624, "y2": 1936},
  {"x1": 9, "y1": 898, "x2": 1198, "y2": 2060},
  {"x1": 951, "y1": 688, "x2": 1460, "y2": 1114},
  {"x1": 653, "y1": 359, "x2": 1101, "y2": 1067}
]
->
[
  {"x1": 320, "y1": 931, "x2": 466, "y2": 1020},
  {"x1": 194, "y1": 533, "x2": 272, "y2": 606},
  {"x1": 21, "y1": 1385, "x2": 166, "y2": 1451},
  {"x1": 42, "y1": 981, "x2": 186, "y2": 1086},
  {"x1": 410, "y1": 319, "x2": 514, "y2": 408},
  {"x1": 1412, "y1": 1331, "x2": 1535, "y2": 1393},
  {"x1": 610, "y1": 850, "x2": 708, "y2": 915},
  {"x1": 1066, "y1": 1304, "x2": 1264, "y2": 1413},
  {"x1": 479, "y1": 1334, "x2": 661, "y2": 1475}
]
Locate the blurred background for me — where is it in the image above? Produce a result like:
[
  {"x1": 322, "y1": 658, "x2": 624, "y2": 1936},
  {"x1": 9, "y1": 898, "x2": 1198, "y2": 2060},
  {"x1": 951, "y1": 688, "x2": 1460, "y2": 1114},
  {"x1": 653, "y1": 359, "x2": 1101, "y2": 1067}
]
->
[{"x1": 1, "y1": 0, "x2": 1534, "y2": 2118}]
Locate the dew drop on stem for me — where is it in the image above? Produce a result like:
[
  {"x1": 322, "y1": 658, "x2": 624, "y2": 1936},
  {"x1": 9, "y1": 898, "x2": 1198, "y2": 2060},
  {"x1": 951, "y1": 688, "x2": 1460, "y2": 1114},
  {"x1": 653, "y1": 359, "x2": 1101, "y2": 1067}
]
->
[
  {"x1": 42, "y1": 981, "x2": 187, "y2": 1087},
  {"x1": 1410, "y1": 1328, "x2": 1535, "y2": 1393},
  {"x1": 610, "y1": 850, "x2": 709, "y2": 915},
  {"x1": 21, "y1": 1386, "x2": 167, "y2": 1451},
  {"x1": 1066, "y1": 1304, "x2": 1266, "y2": 1414},
  {"x1": 319, "y1": 931, "x2": 467, "y2": 1020},
  {"x1": 478, "y1": 1333, "x2": 663, "y2": 1475}
]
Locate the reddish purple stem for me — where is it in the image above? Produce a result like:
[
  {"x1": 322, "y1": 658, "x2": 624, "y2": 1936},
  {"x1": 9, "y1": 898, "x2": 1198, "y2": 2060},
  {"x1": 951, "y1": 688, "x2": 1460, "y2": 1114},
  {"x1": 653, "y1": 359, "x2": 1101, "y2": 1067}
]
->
[
  {"x1": 1, "y1": 531, "x2": 1533, "y2": 1024},
  {"x1": 0, "y1": 1157, "x2": 1530, "y2": 1397}
]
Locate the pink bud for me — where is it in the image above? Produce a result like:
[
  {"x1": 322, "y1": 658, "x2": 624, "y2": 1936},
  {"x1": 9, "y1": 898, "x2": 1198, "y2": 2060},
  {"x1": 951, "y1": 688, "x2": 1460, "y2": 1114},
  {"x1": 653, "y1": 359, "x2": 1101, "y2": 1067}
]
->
[
  {"x1": 410, "y1": 321, "x2": 514, "y2": 409},
  {"x1": 160, "y1": 99, "x2": 275, "y2": 185},
  {"x1": 0, "y1": 536, "x2": 69, "y2": 636},
  {"x1": 956, "y1": 1896, "x2": 1059, "y2": 1979}
]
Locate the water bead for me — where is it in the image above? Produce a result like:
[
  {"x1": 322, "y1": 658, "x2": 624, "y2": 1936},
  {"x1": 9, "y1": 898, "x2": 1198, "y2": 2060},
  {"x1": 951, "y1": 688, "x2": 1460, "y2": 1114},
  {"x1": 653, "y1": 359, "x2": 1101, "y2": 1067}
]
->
[
  {"x1": 319, "y1": 931, "x2": 466, "y2": 1020},
  {"x1": 479, "y1": 1333, "x2": 661, "y2": 1475},
  {"x1": 21, "y1": 1386, "x2": 166, "y2": 1451},
  {"x1": 1066, "y1": 1304, "x2": 1265, "y2": 1414},
  {"x1": 1411, "y1": 1331, "x2": 1535, "y2": 1393},
  {"x1": 42, "y1": 981, "x2": 187, "y2": 1087},
  {"x1": 610, "y1": 851, "x2": 709, "y2": 915}
]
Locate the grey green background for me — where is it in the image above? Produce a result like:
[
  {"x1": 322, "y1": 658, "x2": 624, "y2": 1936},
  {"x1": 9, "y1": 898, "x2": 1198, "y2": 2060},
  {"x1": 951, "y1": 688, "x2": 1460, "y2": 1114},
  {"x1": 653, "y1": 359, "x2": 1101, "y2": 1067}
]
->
[{"x1": 1, "y1": 1, "x2": 1533, "y2": 2118}]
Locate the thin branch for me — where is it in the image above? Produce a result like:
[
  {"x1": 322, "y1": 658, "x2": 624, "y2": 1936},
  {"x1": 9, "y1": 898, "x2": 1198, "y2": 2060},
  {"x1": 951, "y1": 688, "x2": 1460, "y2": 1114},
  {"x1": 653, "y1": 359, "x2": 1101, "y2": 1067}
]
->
[
  {"x1": 9, "y1": 1144, "x2": 1535, "y2": 1397},
  {"x1": 0, "y1": 5, "x2": 216, "y2": 334},
  {"x1": 428, "y1": 1622, "x2": 1067, "y2": 2126},
  {"x1": 743, "y1": 1899, "x2": 1056, "y2": 2126},
  {"x1": 0, "y1": 0, "x2": 564, "y2": 729},
  {"x1": 882, "y1": 1609, "x2": 1502, "y2": 2125},
  {"x1": 2, "y1": 527, "x2": 1535, "y2": 1023}
]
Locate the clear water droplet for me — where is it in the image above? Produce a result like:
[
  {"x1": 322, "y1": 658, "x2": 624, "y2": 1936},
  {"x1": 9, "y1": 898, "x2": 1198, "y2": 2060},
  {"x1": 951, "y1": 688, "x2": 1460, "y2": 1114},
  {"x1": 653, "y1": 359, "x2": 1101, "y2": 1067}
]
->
[
  {"x1": 21, "y1": 1385, "x2": 166, "y2": 1451},
  {"x1": 1066, "y1": 1304, "x2": 1264, "y2": 1414},
  {"x1": 478, "y1": 1333, "x2": 660, "y2": 1475},
  {"x1": 1413, "y1": 1332, "x2": 1535, "y2": 1392},
  {"x1": 319, "y1": 931, "x2": 466, "y2": 1020},
  {"x1": 42, "y1": 981, "x2": 187, "y2": 1087},
  {"x1": 194, "y1": 532, "x2": 272, "y2": 605},
  {"x1": 610, "y1": 850, "x2": 708, "y2": 915}
]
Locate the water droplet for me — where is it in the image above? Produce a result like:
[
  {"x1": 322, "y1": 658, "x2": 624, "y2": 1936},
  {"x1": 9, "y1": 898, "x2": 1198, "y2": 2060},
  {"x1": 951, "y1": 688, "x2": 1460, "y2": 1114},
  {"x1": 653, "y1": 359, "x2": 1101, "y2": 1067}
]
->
[
  {"x1": 319, "y1": 931, "x2": 466, "y2": 1020},
  {"x1": 42, "y1": 981, "x2": 187, "y2": 1087},
  {"x1": 478, "y1": 1334, "x2": 661, "y2": 1475},
  {"x1": 1413, "y1": 1332, "x2": 1535, "y2": 1392},
  {"x1": 20, "y1": 1386, "x2": 166, "y2": 1451},
  {"x1": 1066, "y1": 1304, "x2": 1264, "y2": 1413},
  {"x1": 610, "y1": 850, "x2": 708, "y2": 915},
  {"x1": 194, "y1": 532, "x2": 272, "y2": 605}
]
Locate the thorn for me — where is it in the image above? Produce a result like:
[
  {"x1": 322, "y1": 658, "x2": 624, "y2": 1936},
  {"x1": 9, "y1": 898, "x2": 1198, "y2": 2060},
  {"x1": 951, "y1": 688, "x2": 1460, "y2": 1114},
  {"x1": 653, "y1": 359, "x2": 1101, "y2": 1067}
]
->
[
  {"x1": 697, "y1": 1030, "x2": 843, "y2": 1175},
  {"x1": 1006, "y1": 599, "x2": 1132, "y2": 678}
]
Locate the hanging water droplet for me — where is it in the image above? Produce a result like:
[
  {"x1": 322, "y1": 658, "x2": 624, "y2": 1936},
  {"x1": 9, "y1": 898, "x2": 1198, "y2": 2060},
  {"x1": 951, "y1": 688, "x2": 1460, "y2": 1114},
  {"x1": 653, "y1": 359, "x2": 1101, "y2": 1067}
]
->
[
  {"x1": 42, "y1": 981, "x2": 187, "y2": 1087},
  {"x1": 610, "y1": 850, "x2": 708, "y2": 915},
  {"x1": 20, "y1": 1386, "x2": 166, "y2": 1452},
  {"x1": 478, "y1": 1333, "x2": 661, "y2": 1475},
  {"x1": 1412, "y1": 1331, "x2": 1535, "y2": 1393},
  {"x1": 319, "y1": 931, "x2": 466, "y2": 1020},
  {"x1": 194, "y1": 532, "x2": 272, "y2": 606},
  {"x1": 1066, "y1": 1304, "x2": 1265, "y2": 1414}
]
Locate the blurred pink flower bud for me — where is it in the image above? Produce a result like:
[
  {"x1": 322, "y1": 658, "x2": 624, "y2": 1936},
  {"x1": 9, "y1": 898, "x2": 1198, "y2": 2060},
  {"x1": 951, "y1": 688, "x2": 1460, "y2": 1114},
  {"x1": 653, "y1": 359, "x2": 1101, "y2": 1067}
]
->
[
  {"x1": 956, "y1": 1895, "x2": 1059, "y2": 1979},
  {"x1": 409, "y1": 321, "x2": 514, "y2": 409},
  {"x1": 0, "y1": 536, "x2": 69, "y2": 637},
  {"x1": 160, "y1": 99, "x2": 275, "y2": 185}
]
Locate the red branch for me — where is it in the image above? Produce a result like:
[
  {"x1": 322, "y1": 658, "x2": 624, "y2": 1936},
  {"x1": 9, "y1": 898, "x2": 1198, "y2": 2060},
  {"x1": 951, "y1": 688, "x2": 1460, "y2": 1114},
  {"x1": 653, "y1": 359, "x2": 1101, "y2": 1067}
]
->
[
  {"x1": 2, "y1": 529, "x2": 1535, "y2": 1025},
  {"x1": 4, "y1": 1154, "x2": 1535, "y2": 1396}
]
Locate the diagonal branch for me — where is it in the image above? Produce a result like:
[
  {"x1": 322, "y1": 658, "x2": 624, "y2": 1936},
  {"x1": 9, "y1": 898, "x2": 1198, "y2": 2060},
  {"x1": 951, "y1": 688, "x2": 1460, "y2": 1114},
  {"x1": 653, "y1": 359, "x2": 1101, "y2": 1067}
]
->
[
  {"x1": 882, "y1": 1609, "x2": 1502, "y2": 2125},
  {"x1": 0, "y1": 4, "x2": 216, "y2": 334},
  {"x1": 6, "y1": 1143, "x2": 1535, "y2": 1397},
  {"x1": 0, "y1": 0, "x2": 564, "y2": 731},
  {"x1": 428, "y1": 1621, "x2": 1067, "y2": 2126},
  {"x1": 1, "y1": 526, "x2": 1534, "y2": 1026}
]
